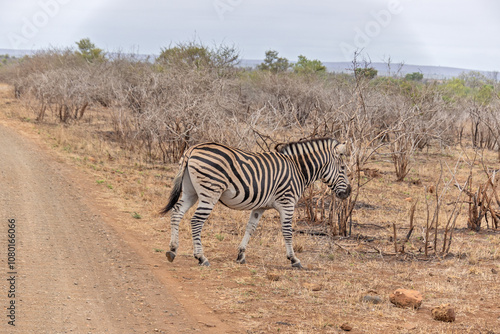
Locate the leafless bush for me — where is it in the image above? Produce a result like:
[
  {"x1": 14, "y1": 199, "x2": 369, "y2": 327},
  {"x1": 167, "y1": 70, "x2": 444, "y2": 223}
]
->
[
  {"x1": 326, "y1": 57, "x2": 390, "y2": 236},
  {"x1": 9, "y1": 48, "x2": 85, "y2": 100},
  {"x1": 386, "y1": 78, "x2": 453, "y2": 181},
  {"x1": 29, "y1": 68, "x2": 93, "y2": 122},
  {"x1": 6, "y1": 49, "x2": 117, "y2": 123},
  {"x1": 391, "y1": 133, "x2": 413, "y2": 181},
  {"x1": 463, "y1": 168, "x2": 499, "y2": 231},
  {"x1": 448, "y1": 147, "x2": 500, "y2": 232},
  {"x1": 420, "y1": 160, "x2": 466, "y2": 257},
  {"x1": 105, "y1": 44, "x2": 259, "y2": 163},
  {"x1": 239, "y1": 71, "x2": 333, "y2": 131},
  {"x1": 466, "y1": 100, "x2": 500, "y2": 161}
]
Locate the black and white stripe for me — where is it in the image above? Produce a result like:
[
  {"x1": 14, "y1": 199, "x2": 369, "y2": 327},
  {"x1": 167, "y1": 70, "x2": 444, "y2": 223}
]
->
[{"x1": 160, "y1": 138, "x2": 351, "y2": 268}]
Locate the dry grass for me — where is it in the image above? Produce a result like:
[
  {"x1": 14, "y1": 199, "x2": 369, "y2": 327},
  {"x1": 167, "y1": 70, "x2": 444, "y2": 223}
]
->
[{"x1": 1, "y1": 84, "x2": 499, "y2": 333}]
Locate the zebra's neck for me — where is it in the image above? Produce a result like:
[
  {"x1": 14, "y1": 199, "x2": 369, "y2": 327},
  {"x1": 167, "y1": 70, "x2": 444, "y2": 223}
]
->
[{"x1": 279, "y1": 139, "x2": 333, "y2": 188}]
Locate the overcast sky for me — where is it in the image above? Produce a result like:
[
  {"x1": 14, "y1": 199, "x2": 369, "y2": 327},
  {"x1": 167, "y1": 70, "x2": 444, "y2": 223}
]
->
[{"x1": 1, "y1": 0, "x2": 499, "y2": 71}]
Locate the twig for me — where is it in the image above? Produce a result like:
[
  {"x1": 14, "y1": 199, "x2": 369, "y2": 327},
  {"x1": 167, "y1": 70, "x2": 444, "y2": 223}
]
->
[
  {"x1": 424, "y1": 187, "x2": 430, "y2": 257},
  {"x1": 333, "y1": 241, "x2": 351, "y2": 255},
  {"x1": 368, "y1": 245, "x2": 385, "y2": 260},
  {"x1": 405, "y1": 200, "x2": 417, "y2": 242},
  {"x1": 392, "y1": 223, "x2": 398, "y2": 253}
]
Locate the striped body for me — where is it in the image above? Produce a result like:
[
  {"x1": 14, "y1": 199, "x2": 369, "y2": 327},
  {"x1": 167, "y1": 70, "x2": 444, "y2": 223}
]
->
[{"x1": 161, "y1": 138, "x2": 351, "y2": 267}]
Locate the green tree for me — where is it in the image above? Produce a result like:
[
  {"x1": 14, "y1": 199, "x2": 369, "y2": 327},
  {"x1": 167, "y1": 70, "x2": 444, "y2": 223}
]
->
[
  {"x1": 354, "y1": 67, "x2": 377, "y2": 80},
  {"x1": 405, "y1": 72, "x2": 423, "y2": 81},
  {"x1": 459, "y1": 71, "x2": 491, "y2": 89},
  {"x1": 75, "y1": 38, "x2": 104, "y2": 63},
  {"x1": 441, "y1": 74, "x2": 494, "y2": 104},
  {"x1": 156, "y1": 41, "x2": 239, "y2": 73},
  {"x1": 257, "y1": 50, "x2": 290, "y2": 73},
  {"x1": 476, "y1": 84, "x2": 494, "y2": 104},
  {"x1": 157, "y1": 43, "x2": 211, "y2": 69},
  {"x1": 440, "y1": 78, "x2": 469, "y2": 102},
  {"x1": 293, "y1": 55, "x2": 326, "y2": 75}
]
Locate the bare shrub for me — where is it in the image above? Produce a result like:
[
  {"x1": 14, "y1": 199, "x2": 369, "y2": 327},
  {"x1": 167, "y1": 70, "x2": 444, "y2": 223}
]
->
[
  {"x1": 387, "y1": 79, "x2": 453, "y2": 181},
  {"x1": 414, "y1": 159, "x2": 467, "y2": 257},
  {"x1": 239, "y1": 71, "x2": 335, "y2": 132},
  {"x1": 468, "y1": 104, "x2": 497, "y2": 150},
  {"x1": 466, "y1": 99, "x2": 500, "y2": 161},
  {"x1": 34, "y1": 68, "x2": 92, "y2": 122},
  {"x1": 9, "y1": 48, "x2": 84, "y2": 99},
  {"x1": 326, "y1": 56, "x2": 390, "y2": 236},
  {"x1": 6, "y1": 48, "x2": 117, "y2": 123},
  {"x1": 463, "y1": 166, "x2": 499, "y2": 231},
  {"x1": 108, "y1": 42, "x2": 254, "y2": 163}
]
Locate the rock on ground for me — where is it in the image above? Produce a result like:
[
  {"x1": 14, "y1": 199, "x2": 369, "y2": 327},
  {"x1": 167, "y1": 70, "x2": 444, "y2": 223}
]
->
[
  {"x1": 362, "y1": 295, "x2": 383, "y2": 304},
  {"x1": 340, "y1": 323, "x2": 352, "y2": 331},
  {"x1": 431, "y1": 304, "x2": 456, "y2": 322},
  {"x1": 389, "y1": 289, "x2": 423, "y2": 309}
]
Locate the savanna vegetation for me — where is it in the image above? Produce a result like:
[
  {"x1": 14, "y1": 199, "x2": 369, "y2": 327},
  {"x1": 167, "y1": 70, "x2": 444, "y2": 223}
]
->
[{"x1": 0, "y1": 39, "x2": 498, "y2": 333}]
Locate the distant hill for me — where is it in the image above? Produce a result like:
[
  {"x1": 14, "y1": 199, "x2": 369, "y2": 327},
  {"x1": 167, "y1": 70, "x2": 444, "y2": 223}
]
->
[
  {"x1": 1, "y1": 48, "x2": 495, "y2": 80},
  {"x1": 323, "y1": 62, "x2": 498, "y2": 80},
  {"x1": 0, "y1": 48, "x2": 32, "y2": 58},
  {"x1": 240, "y1": 59, "x2": 497, "y2": 80}
]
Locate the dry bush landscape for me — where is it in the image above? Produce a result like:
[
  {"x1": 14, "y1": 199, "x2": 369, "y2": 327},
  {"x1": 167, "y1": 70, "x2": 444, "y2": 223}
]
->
[{"x1": 0, "y1": 43, "x2": 499, "y2": 333}]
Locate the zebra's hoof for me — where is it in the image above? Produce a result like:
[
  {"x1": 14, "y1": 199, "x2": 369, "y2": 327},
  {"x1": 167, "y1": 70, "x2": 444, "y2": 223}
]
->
[
  {"x1": 236, "y1": 252, "x2": 246, "y2": 264},
  {"x1": 196, "y1": 255, "x2": 210, "y2": 266},
  {"x1": 199, "y1": 259, "x2": 210, "y2": 267},
  {"x1": 292, "y1": 261, "x2": 303, "y2": 269},
  {"x1": 165, "y1": 251, "x2": 176, "y2": 262}
]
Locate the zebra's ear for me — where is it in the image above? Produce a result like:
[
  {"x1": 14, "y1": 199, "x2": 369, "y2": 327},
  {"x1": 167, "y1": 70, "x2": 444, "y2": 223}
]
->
[{"x1": 336, "y1": 142, "x2": 347, "y2": 155}]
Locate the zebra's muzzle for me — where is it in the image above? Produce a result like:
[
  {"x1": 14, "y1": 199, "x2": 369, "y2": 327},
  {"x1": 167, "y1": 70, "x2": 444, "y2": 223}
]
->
[{"x1": 336, "y1": 184, "x2": 351, "y2": 200}]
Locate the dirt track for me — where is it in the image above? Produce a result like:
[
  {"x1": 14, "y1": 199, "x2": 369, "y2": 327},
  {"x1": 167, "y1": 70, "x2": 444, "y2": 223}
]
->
[{"x1": 0, "y1": 122, "x2": 236, "y2": 333}]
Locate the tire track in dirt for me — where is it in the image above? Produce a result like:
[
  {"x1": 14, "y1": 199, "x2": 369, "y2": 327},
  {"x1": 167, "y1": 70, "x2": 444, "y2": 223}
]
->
[{"x1": 0, "y1": 122, "x2": 235, "y2": 333}]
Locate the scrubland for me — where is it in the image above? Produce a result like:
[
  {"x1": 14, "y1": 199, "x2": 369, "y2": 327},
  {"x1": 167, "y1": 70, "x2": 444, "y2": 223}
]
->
[{"x1": 0, "y1": 43, "x2": 499, "y2": 333}]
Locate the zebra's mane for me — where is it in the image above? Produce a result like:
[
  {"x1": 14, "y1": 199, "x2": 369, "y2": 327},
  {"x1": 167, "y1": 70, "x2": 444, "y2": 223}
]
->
[{"x1": 274, "y1": 137, "x2": 339, "y2": 154}]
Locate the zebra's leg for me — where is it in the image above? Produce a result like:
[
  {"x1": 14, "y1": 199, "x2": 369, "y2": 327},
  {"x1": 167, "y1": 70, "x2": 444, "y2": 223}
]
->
[
  {"x1": 236, "y1": 208, "x2": 265, "y2": 264},
  {"x1": 278, "y1": 207, "x2": 303, "y2": 269},
  {"x1": 191, "y1": 197, "x2": 220, "y2": 266},
  {"x1": 166, "y1": 180, "x2": 198, "y2": 262}
]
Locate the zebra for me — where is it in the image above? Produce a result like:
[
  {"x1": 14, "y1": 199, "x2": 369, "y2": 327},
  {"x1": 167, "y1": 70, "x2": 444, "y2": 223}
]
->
[{"x1": 160, "y1": 138, "x2": 351, "y2": 268}]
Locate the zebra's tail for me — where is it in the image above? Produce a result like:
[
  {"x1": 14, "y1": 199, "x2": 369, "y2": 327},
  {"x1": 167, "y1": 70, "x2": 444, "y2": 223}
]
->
[{"x1": 159, "y1": 155, "x2": 188, "y2": 215}]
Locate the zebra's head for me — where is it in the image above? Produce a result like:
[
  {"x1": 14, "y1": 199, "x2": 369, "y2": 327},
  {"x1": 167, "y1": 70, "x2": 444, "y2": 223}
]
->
[{"x1": 322, "y1": 142, "x2": 351, "y2": 200}]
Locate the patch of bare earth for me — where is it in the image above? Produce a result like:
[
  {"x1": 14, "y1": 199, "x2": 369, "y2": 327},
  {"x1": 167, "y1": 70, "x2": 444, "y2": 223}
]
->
[{"x1": 1, "y1": 83, "x2": 499, "y2": 333}]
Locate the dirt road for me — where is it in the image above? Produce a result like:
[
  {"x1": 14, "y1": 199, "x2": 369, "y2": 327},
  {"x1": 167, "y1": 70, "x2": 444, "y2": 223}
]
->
[{"x1": 0, "y1": 122, "x2": 236, "y2": 333}]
